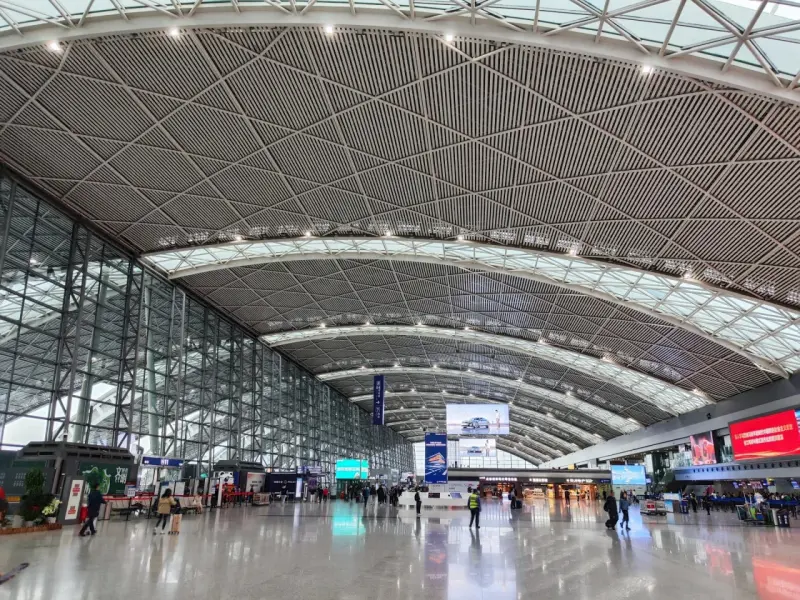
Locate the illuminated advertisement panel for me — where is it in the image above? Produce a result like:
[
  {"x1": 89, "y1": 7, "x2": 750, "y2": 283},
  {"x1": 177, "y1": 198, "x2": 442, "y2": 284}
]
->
[
  {"x1": 446, "y1": 404, "x2": 509, "y2": 435},
  {"x1": 689, "y1": 431, "x2": 717, "y2": 465},
  {"x1": 458, "y1": 438, "x2": 497, "y2": 458},
  {"x1": 730, "y1": 409, "x2": 800, "y2": 461}
]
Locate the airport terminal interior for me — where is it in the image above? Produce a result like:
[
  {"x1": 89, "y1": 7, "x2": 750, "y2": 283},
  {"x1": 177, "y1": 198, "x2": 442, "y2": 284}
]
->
[{"x1": 0, "y1": 1, "x2": 799, "y2": 598}]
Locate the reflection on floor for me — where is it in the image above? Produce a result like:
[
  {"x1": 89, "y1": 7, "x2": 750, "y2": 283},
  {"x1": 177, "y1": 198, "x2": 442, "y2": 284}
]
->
[{"x1": 1, "y1": 498, "x2": 798, "y2": 599}]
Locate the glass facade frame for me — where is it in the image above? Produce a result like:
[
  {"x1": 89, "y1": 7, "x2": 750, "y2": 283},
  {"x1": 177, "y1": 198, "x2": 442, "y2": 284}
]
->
[{"x1": 0, "y1": 171, "x2": 413, "y2": 475}]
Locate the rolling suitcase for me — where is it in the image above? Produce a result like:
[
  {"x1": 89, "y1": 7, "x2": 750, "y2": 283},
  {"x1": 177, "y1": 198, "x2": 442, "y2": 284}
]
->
[{"x1": 169, "y1": 513, "x2": 182, "y2": 535}]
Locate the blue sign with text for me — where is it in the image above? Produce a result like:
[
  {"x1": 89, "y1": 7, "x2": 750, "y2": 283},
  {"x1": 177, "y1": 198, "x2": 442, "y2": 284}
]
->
[
  {"x1": 373, "y1": 375, "x2": 385, "y2": 425},
  {"x1": 141, "y1": 456, "x2": 184, "y2": 468},
  {"x1": 424, "y1": 433, "x2": 448, "y2": 484}
]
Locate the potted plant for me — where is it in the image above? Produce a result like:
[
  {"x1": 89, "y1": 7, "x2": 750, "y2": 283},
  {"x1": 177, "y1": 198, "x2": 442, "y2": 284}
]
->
[
  {"x1": 18, "y1": 468, "x2": 49, "y2": 528},
  {"x1": 41, "y1": 498, "x2": 61, "y2": 525}
]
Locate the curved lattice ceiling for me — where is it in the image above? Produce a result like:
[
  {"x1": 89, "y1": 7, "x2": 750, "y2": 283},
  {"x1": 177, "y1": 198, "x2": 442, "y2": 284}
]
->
[{"x1": 0, "y1": 21, "x2": 798, "y2": 459}]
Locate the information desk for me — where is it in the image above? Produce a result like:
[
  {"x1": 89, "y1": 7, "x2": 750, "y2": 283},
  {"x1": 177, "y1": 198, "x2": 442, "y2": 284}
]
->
[{"x1": 398, "y1": 491, "x2": 469, "y2": 510}]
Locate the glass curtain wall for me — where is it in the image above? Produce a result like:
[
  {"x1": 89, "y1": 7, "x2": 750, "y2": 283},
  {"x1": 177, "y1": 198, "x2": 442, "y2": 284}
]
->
[{"x1": 0, "y1": 172, "x2": 413, "y2": 475}]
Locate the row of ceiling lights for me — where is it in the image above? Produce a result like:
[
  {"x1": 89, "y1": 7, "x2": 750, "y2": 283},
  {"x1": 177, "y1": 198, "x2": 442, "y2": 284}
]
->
[{"x1": 44, "y1": 27, "x2": 657, "y2": 77}]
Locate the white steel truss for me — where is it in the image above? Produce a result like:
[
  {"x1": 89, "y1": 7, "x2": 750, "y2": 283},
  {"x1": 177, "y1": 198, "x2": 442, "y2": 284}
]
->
[
  {"x1": 349, "y1": 391, "x2": 585, "y2": 450},
  {"x1": 1, "y1": 2, "x2": 799, "y2": 99},
  {"x1": 264, "y1": 324, "x2": 710, "y2": 414},
  {"x1": 318, "y1": 365, "x2": 641, "y2": 433},
  {"x1": 145, "y1": 237, "x2": 800, "y2": 376}
]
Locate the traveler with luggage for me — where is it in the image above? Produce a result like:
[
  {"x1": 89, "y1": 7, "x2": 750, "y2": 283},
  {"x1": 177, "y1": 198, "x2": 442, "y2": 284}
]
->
[
  {"x1": 79, "y1": 484, "x2": 106, "y2": 537},
  {"x1": 154, "y1": 488, "x2": 176, "y2": 534},
  {"x1": 619, "y1": 492, "x2": 630, "y2": 531},
  {"x1": 603, "y1": 490, "x2": 618, "y2": 529},
  {"x1": 468, "y1": 487, "x2": 481, "y2": 528}
]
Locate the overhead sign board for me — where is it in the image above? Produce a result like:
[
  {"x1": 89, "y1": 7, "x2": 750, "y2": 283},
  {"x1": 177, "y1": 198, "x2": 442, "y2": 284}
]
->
[
  {"x1": 141, "y1": 456, "x2": 184, "y2": 468},
  {"x1": 730, "y1": 409, "x2": 800, "y2": 461},
  {"x1": 610, "y1": 465, "x2": 646, "y2": 486}
]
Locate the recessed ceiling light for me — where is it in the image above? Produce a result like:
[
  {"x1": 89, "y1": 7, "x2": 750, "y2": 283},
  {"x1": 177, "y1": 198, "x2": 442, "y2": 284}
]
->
[
  {"x1": 47, "y1": 40, "x2": 62, "y2": 53},
  {"x1": 304, "y1": 231, "x2": 312, "y2": 237},
  {"x1": 417, "y1": 321, "x2": 423, "y2": 326},
  {"x1": 384, "y1": 230, "x2": 392, "y2": 237},
  {"x1": 234, "y1": 235, "x2": 242, "y2": 242},
  {"x1": 411, "y1": 389, "x2": 416, "y2": 393},
  {"x1": 432, "y1": 365, "x2": 438, "y2": 369},
  {"x1": 444, "y1": 33, "x2": 454, "y2": 43},
  {"x1": 464, "y1": 326, "x2": 469, "y2": 331},
  {"x1": 457, "y1": 235, "x2": 464, "y2": 241},
  {"x1": 320, "y1": 323, "x2": 326, "y2": 328},
  {"x1": 29, "y1": 258, "x2": 38, "y2": 265},
  {"x1": 394, "y1": 363, "x2": 399, "y2": 368},
  {"x1": 364, "y1": 321, "x2": 371, "y2": 326},
  {"x1": 641, "y1": 64, "x2": 653, "y2": 75},
  {"x1": 324, "y1": 25, "x2": 334, "y2": 35},
  {"x1": 168, "y1": 27, "x2": 180, "y2": 38}
]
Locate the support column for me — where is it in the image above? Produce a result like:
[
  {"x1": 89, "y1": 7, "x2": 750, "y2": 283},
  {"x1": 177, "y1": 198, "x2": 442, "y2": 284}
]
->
[
  {"x1": 71, "y1": 271, "x2": 109, "y2": 443},
  {"x1": 142, "y1": 281, "x2": 159, "y2": 454}
]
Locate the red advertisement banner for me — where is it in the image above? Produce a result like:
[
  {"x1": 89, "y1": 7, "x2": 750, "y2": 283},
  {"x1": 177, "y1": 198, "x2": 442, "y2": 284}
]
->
[{"x1": 730, "y1": 409, "x2": 800, "y2": 461}]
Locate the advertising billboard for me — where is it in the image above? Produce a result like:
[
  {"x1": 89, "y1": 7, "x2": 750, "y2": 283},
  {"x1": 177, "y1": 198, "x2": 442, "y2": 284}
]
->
[
  {"x1": 458, "y1": 438, "x2": 497, "y2": 458},
  {"x1": 730, "y1": 408, "x2": 800, "y2": 461},
  {"x1": 335, "y1": 459, "x2": 369, "y2": 480},
  {"x1": 689, "y1": 431, "x2": 717, "y2": 465},
  {"x1": 610, "y1": 464, "x2": 646, "y2": 486},
  {"x1": 446, "y1": 404, "x2": 509, "y2": 435},
  {"x1": 424, "y1": 433, "x2": 448, "y2": 483}
]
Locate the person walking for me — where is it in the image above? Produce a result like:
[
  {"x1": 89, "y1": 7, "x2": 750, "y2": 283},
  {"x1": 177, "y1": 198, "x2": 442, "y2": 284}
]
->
[
  {"x1": 281, "y1": 483, "x2": 287, "y2": 503},
  {"x1": 363, "y1": 485, "x2": 371, "y2": 507},
  {"x1": 153, "y1": 488, "x2": 176, "y2": 534},
  {"x1": 564, "y1": 488, "x2": 570, "y2": 506},
  {"x1": 603, "y1": 490, "x2": 618, "y2": 529},
  {"x1": 79, "y1": 484, "x2": 106, "y2": 537},
  {"x1": 690, "y1": 493, "x2": 698, "y2": 513},
  {"x1": 468, "y1": 486, "x2": 481, "y2": 528},
  {"x1": 377, "y1": 485, "x2": 385, "y2": 505},
  {"x1": 619, "y1": 492, "x2": 630, "y2": 531},
  {"x1": 414, "y1": 487, "x2": 422, "y2": 517}
]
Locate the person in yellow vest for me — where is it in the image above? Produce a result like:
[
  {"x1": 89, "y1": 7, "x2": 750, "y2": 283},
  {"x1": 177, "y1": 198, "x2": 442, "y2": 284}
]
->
[{"x1": 467, "y1": 486, "x2": 481, "y2": 529}]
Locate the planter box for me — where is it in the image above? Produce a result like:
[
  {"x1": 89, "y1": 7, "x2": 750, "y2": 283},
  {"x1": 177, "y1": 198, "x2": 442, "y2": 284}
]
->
[{"x1": 0, "y1": 523, "x2": 62, "y2": 535}]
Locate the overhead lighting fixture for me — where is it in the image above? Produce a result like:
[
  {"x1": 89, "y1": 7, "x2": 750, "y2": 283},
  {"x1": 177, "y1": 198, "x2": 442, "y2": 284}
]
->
[
  {"x1": 234, "y1": 235, "x2": 243, "y2": 242},
  {"x1": 168, "y1": 27, "x2": 180, "y2": 38},
  {"x1": 464, "y1": 326, "x2": 469, "y2": 331},
  {"x1": 360, "y1": 365, "x2": 366, "y2": 369},
  {"x1": 457, "y1": 235, "x2": 464, "y2": 241},
  {"x1": 320, "y1": 323, "x2": 326, "y2": 328},
  {"x1": 384, "y1": 230, "x2": 392, "y2": 237},
  {"x1": 432, "y1": 365, "x2": 438, "y2": 369},
  {"x1": 324, "y1": 25, "x2": 334, "y2": 35},
  {"x1": 47, "y1": 40, "x2": 62, "y2": 53},
  {"x1": 417, "y1": 321, "x2": 423, "y2": 326},
  {"x1": 304, "y1": 231, "x2": 312, "y2": 237},
  {"x1": 394, "y1": 363, "x2": 400, "y2": 368},
  {"x1": 364, "y1": 321, "x2": 371, "y2": 326},
  {"x1": 627, "y1": 417, "x2": 639, "y2": 424},
  {"x1": 29, "y1": 258, "x2": 38, "y2": 265},
  {"x1": 411, "y1": 388, "x2": 416, "y2": 393},
  {"x1": 444, "y1": 33, "x2": 454, "y2": 43},
  {"x1": 641, "y1": 64, "x2": 653, "y2": 75}
]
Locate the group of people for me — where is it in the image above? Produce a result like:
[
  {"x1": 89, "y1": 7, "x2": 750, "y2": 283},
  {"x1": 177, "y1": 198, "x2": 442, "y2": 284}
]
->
[
  {"x1": 361, "y1": 483, "x2": 402, "y2": 507},
  {"x1": 312, "y1": 487, "x2": 330, "y2": 502},
  {"x1": 602, "y1": 490, "x2": 632, "y2": 531}
]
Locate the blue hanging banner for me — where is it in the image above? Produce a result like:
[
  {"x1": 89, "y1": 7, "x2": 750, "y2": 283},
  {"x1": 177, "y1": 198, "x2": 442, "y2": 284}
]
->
[
  {"x1": 372, "y1": 374, "x2": 385, "y2": 425},
  {"x1": 424, "y1": 433, "x2": 448, "y2": 483}
]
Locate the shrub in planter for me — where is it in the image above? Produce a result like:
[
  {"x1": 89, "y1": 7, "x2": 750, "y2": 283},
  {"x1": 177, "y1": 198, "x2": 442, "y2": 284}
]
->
[{"x1": 18, "y1": 468, "x2": 50, "y2": 526}]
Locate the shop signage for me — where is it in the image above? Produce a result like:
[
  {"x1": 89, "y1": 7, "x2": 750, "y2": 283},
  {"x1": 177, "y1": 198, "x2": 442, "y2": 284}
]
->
[
  {"x1": 79, "y1": 462, "x2": 130, "y2": 495},
  {"x1": 481, "y1": 476, "x2": 517, "y2": 482},
  {"x1": 730, "y1": 409, "x2": 800, "y2": 461},
  {"x1": 566, "y1": 478, "x2": 594, "y2": 484},
  {"x1": 526, "y1": 477, "x2": 548, "y2": 483},
  {"x1": 65, "y1": 479, "x2": 85, "y2": 520},
  {"x1": 141, "y1": 456, "x2": 184, "y2": 468},
  {"x1": 372, "y1": 375, "x2": 385, "y2": 425}
]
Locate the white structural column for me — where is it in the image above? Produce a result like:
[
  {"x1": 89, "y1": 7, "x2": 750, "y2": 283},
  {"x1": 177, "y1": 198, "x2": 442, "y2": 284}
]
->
[
  {"x1": 264, "y1": 324, "x2": 709, "y2": 415},
  {"x1": 144, "y1": 238, "x2": 800, "y2": 377},
  {"x1": 318, "y1": 365, "x2": 641, "y2": 434}
]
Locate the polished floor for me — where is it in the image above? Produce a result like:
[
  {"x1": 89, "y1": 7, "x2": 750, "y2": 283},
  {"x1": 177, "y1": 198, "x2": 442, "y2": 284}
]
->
[{"x1": 1, "y1": 498, "x2": 798, "y2": 599}]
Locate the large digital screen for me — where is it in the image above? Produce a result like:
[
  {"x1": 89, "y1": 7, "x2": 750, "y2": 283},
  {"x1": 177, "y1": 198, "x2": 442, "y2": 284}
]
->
[
  {"x1": 610, "y1": 464, "x2": 646, "y2": 486},
  {"x1": 446, "y1": 404, "x2": 509, "y2": 435},
  {"x1": 689, "y1": 431, "x2": 717, "y2": 465},
  {"x1": 335, "y1": 459, "x2": 369, "y2": 480},
  {"x1": 730, "y1": 409, "x2": 800, "y2": 461},
  {"x1": 458, "y1": 438, "x2": 497, "y2": 458},
  {"x1": 424, "y1": 433, "x2": 448, "y2": 483}
]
